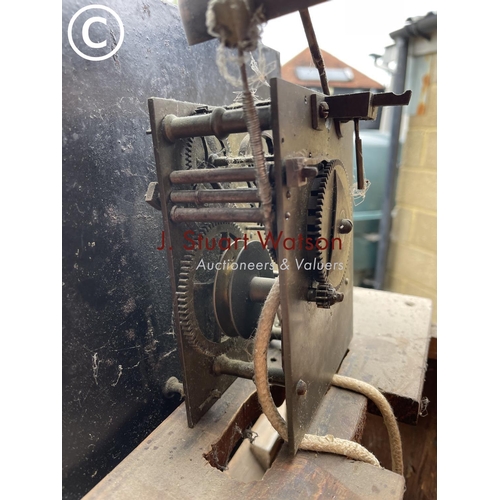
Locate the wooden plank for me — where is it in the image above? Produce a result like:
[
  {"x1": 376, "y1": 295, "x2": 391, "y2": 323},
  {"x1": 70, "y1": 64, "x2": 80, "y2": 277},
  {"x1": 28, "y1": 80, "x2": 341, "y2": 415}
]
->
[
  {"x1": 248, "y1": 402, "x2": 287, "y2": 470},
  {"x1": 285, "y1": 384, "x2": 404, "y2": 500},
  {"x1": 428, "y1": 324, "x2": 437, "y2": 360},
  {"x1": 225, "y1": 439, "x2": 266, "y2": 483},
  {"x1": 84, "y1": 378, "x2": 403, "y2": 499},
  {"x1": 339, "y1": 288, "x2": 433, "y2": 424},
  {"x1": 233, "y1": 455, "x2": 365, "y2": 500},
  {"x1": 83, "y1": 379, "x2": 258, "y2": 500},
  {"x1": 85, "y1": 287, "x2": 432, "y2": 499},
  {"x1": 361, "y1": 359, "x2": 437, "y2": 499},
  {"x1": 285, "y1": 453, "x2": 405, "y2": 500},
  {"x1": 306, "y1": 385, "x2": 367, "y2": 442}
]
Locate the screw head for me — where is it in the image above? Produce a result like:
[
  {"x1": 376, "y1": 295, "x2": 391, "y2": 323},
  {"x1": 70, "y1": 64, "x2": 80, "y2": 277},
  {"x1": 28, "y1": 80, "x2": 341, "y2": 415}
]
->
[
  {"x1": 296, "y1": 379, "x2": 308, "y2": 396},
  {"x1": 319, "y1": 101, "x2": 329, "y2": 119},
  {"x1": 339, "y1": 219, "x2": 353, "y2": 234}
]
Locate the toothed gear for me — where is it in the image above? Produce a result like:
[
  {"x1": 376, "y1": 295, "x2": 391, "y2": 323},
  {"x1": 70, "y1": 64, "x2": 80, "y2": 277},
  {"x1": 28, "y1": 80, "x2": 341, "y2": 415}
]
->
[
  {"x1": 180, "y1": 135, "x2": 230, "y2": 171},
  {"x1": 306, "y1": 159, "x2": 352, "y2": 289},
  {"x1": 177, "y1": 223, "x2": 244, "y2": 357},
  {"x1": 315, "y1": 282, "x2": 335, "y2": 308},
  {"x1": 179, "y1": 136, "x2": 231, "y2": 192},
  {"x1": 314, "y1": 282, "x2": 344, "y2": 309}
]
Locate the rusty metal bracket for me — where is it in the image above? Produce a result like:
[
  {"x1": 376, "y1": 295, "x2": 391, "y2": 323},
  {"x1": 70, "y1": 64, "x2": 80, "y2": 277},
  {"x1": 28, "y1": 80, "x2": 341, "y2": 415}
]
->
[
  {"x1": 314, "y1": 90, "x2": 412, "y2": 189},
  {"x1": 322, "y1": 90, "x2": 412, "y2": 121},
  {"x1": 145, "y1": 181, "x2": 161, "y2": 210}
]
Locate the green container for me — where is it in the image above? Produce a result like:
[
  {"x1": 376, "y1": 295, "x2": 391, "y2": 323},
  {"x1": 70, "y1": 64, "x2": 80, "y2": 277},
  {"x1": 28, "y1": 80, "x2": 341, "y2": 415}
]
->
[{"x1": 352, "y1": 130, "x2": 391, "y2": 285}]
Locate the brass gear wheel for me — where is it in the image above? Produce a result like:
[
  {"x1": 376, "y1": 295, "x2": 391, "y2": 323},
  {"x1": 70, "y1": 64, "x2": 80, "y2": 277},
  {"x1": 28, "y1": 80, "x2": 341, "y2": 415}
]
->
[
  {"x1": 179, "y1": 135, "x2": 231, "y2": 191},
  {"x1": 177, "y1": 222, "x2": 245, "y2": 357},
  {"x1": 306, "y1": 159, "x2": 352, "y2": 289}
]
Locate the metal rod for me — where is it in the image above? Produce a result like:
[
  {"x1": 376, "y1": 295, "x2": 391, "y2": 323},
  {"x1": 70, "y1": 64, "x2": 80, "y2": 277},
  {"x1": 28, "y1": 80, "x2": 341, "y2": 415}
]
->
[
  {"x1": 170, "y1": 189, "x2": 260, "y2": 204},
  {"x1": 299, "y1": 9, "x2": 330, "y2": 96},
  {"x1": 354, "y1": 119, "x2": 365, "y2": 190},
  {"x1": 211, "y1": 154, "x2": 274, "y2": 166},
  {"x1": 162, "y1": 105, "x2": 272, "y2": 142},
  {"x1": 271, "y1": 327, "x2": 282, "y2": 340},
  {"x1": 170, "y1": 167, "x2": 257, "y2": 184},
  {"x1": 212, "y1": 156, "x2": 254, "y2": 166},
  {"x1": 249, "y1": 276, "x2": 275, "y2": 302},
  {"x1": 170, "y1": 207, "x2": 264, "y2": 223},
  {"x1": 213, "y1": 355, "x2": 285, "y2": 386}
]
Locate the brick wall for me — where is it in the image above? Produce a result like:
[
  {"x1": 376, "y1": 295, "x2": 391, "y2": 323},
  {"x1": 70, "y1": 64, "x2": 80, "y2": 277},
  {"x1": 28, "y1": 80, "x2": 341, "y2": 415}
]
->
[{"x1": 386, "y1": 51, "x2": 437, "y2": 322}]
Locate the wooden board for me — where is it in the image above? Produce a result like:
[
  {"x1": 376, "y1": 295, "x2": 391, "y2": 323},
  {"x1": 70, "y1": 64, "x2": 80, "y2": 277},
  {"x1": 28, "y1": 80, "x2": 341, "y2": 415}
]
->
[
  {"x1": 84, "y1": 378, "x2": 403, "y2": 500},
  {"x1": 280, "y1": 386, "x2": 405, "y2": 500},
  {"x1": 339, "y1": 288, "x2": 432, "y2": 424},
  {"x1": 361, "y1": 359, "x2": 437, "y2": 499},
  {"x1": 428, "y1": 324, "x2": 437, "y2": 360},
  {"x1": 84, "y1": 287, "x2": 432, "y2": 499}
]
